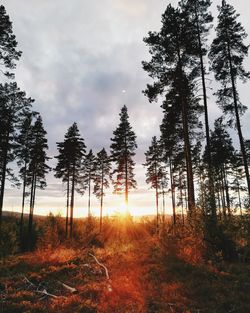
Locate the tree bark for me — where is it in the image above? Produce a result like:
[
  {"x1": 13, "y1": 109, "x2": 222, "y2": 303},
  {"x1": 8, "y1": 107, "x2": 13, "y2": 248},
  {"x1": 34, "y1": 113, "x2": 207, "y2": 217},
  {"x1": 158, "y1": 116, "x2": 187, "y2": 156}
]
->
[
  {"x1": 227, "y1": 40, "x2": 250, "y2": 198},
  {"x1": 65, "y1": 172, "x2": 70, "y2": 239},
  {"x1": 194, "y1": 1, "x2": 217, "y2": 221},
  {"x1": 70, "y1": 163, "x2": 75, "y2": 240},
  {"x1": 20, "y1": 160, "x2": 27, "y2": 240}
]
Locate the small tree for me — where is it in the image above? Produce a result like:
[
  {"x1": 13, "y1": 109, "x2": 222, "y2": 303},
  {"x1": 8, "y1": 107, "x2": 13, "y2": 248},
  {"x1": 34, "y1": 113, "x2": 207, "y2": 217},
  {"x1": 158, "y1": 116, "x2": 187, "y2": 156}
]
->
[
  {"x1": 110, "y1": 105, "x2": 137, "y2": 211},
  {"x1": 81, "y1": 149, "x2": 96, "y2": 217},
  {"x1": 144, "y1": 136, "x2": 163, "y2": 230},
  {"x1": 94, "y1": 148, "x2": 111, "y2": 232}
]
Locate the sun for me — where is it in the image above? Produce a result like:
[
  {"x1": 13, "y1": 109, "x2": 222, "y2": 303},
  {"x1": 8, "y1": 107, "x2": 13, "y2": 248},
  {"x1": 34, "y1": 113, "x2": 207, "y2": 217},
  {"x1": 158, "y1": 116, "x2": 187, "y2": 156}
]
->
[{"x1": 119, "y1": 203, "x2": 128, "y2": 215}]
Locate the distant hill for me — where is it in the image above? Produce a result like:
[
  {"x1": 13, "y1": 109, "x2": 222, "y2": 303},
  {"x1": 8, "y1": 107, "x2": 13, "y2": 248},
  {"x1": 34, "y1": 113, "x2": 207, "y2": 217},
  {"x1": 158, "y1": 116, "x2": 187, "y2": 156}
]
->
[{"x1": 2, "y1": 211, "x2": 173, "y2": 222}]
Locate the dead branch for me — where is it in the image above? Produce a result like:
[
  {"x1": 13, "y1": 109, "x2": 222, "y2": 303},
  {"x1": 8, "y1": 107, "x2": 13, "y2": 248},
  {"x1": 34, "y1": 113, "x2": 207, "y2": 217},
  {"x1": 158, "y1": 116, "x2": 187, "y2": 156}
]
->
[
  {"x1": 89, "y1": 253, "x2": 109, "y2": 280},
  {"x1": 88, "y1": 253, "x2": 112, "y2": 292},
  {"x1": 58, "y1": 281, "x2": 78, "y2": 294},
  {"x1": 36, "y1": 288, "x2": 59, "y2": 299},
  {"x1": 23, "y1": 276, "x2": 62, "y2": 299}
]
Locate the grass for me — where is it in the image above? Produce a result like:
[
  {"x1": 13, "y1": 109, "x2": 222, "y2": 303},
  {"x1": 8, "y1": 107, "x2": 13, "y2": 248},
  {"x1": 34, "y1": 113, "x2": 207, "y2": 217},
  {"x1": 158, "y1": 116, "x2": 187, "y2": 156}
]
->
[{"x1": 1, "y1": 220, "x2": 250, "y2": 312}]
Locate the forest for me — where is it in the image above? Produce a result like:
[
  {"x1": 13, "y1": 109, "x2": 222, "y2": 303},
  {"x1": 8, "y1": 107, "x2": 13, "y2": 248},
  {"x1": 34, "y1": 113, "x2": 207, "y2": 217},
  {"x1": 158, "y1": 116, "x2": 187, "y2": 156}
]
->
[{"x1": 1, "y1": 1, "x2": 250, "y2": 312}]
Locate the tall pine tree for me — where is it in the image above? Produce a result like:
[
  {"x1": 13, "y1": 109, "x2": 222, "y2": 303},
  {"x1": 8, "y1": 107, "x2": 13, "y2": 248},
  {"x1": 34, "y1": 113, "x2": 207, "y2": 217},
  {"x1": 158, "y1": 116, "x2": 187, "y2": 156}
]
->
[
  {"x1": 0, "y1": 5, "x2": 21, "y2": 78},
  {"x1": 16, "y1": 112, "x2": 37, "y2": 239},
  {"x1": 110, "y1": 105, "x2": 137, "y2": 210},
  {"x1": 209, "y1": 0, "x2": 250, "y2": 199},
  {"x1": 0, "y1": 83, "x2": 33, "y2": 230},
  {"x1": 27, "y1": 115, "x2": 50, "y2": 250},
  {"x1": 54, "y1": 123, "x2": 86, "y2": 239},
  {"x1": 143, "y1": 5, "x2": 203, "y2": 216}
]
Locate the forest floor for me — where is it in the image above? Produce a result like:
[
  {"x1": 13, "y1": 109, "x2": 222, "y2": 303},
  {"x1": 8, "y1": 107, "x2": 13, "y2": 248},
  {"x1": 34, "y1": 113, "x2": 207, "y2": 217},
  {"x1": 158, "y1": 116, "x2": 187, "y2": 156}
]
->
[{"x1": 1, "y1": 221, "x2": 250, "y2": 313}]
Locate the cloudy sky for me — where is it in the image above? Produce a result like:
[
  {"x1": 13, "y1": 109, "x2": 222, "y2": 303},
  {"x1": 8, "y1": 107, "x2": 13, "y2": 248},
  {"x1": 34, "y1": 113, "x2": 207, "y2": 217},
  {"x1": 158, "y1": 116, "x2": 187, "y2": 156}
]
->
[{"x1": 2, "y1": 0, "x2": 250, "y2": 217}]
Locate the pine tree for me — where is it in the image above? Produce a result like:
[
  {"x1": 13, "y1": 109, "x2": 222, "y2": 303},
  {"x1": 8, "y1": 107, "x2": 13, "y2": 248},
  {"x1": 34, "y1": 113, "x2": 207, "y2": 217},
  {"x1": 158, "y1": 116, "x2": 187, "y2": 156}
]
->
[
  {"x1": 144, "y1": 136, "x2": 163, "y2": 230},
  {"x1": 54, "y1": 123, "x2": 86, "y2": 239},
  {"x1": 82, "y1": 149, "x2": 96, "y2": 217},
  {"x1": 209, "y1": 0, "x2": 250, "y2": 199},
  {"x1": 0, "y1": 82, "x2": 33, "y2": 230},
  {"x1": 0, "y1": 5, "x2": 21, "y2": 78},
  {"x1": 180, "y1": 0, "x2": 217, "y2": 219},
  {"x1": 143, "y1": 5, "x2": 203, "y2": 216},
  {"x1": 110, "y1": 105, "x2": 137, "y2": 210},
  {"x1": 231, "y1": 152, "x2": 247, "y2": 215},
  {"x1": 204, "y1": 118, "x2": 235, "y2": 218},
  {"x1": 16, "y1": 112, "x2": 37, "y2": 239},
  {"x1": 94, "y1": 148, "x2": 111, "y2": 232},
  {"x1": 26, "y1": 115, "x2": 50, "y2": 249}
]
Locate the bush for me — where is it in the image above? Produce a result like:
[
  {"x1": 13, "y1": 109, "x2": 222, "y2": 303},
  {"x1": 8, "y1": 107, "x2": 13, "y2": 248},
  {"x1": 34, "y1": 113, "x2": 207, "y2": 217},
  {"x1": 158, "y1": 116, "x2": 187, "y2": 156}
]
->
[
  {"x1": 0, "y1": 221, "x2": 18, "y2": 260},
  {"x1": 37, "y1": 213, "x2": 64, "y2": 249}
]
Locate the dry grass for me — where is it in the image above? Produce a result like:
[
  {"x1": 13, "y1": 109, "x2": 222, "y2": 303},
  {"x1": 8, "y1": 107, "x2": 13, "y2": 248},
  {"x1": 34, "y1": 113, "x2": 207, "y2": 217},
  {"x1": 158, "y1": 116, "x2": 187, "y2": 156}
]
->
[{"x1": 1, "y1": 220, "x2": 250, "y2": 313}]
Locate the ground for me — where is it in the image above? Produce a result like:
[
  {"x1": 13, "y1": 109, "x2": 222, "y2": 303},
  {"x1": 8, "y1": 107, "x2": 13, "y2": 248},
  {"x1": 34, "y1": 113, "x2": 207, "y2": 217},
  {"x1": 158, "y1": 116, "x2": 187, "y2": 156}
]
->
[{"x1": 1, "y1": 221, "x2": 250, "y2": 313}]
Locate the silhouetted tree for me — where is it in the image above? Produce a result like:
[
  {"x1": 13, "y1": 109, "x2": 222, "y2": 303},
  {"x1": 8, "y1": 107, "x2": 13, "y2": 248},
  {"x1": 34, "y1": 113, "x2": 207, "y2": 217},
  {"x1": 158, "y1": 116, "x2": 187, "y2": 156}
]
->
[
  {"x1": 0, "y1": 5, "x2": 21, "y2": 78},
  {"x1": 204, "y1": 118, "x2": 235, "y2": 218},
  {"x1": 144, "y1": 136, "x2": 163, "y2": 230},
  {"x1": 143, "y1": 5, "x2": 203, "y2": 216},
  {"x1": 181, "y1": 0, "x2": 217, "y2": 218},
  {"x1": 16, "y1": 112, "x2": 36, "y2": 239},
  {"x1": 209, "y1": 0, "x2": 250, "y2": 198},
  {"x1": 0, "y1": 83, "x2": 33, "y2": 230},
  {"x1": 231, "y1": 152, "x2": 247, "y2": 215},
  {"x1": 27, "y1": 115, "x2": 50, "y2": 249},
  {"x1": 82, "y1": 149, "x2": 96, "y2": 217},
  {"x1": 110, "y1": 105, "x2": 137, "y2": 210},
  {"x1": 54, "y1": 123, "x2": 86, "y2": 239},
  {"x1": 94, "y1": 148, "x2": 111, "y2": 232}
]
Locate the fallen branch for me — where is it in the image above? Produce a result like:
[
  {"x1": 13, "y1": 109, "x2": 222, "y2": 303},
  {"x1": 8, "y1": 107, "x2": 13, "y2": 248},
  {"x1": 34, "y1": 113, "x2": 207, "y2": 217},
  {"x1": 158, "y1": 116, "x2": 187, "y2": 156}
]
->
[
  {"x1": 89, "y1": 253, "x2": 109, "y2": 280},
  {"x1": 36, "y1": 288, "x2": 59, "y2": 299},
  {"x1": 89, "y1": 253, "x2": 112, "y2": 292},
  {"x1": 58, "y1": 281, "x2": 78, "y2": 294},
  {"x1": 23, "y1": 276, "x2": 61, "y2": 299}
]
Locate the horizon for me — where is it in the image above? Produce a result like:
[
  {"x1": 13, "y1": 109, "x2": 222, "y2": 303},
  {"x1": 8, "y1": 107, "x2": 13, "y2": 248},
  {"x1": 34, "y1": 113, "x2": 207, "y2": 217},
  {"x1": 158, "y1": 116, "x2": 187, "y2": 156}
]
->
[{"x1": 1, "y1": 0, "x2": 250, "y2": 217}]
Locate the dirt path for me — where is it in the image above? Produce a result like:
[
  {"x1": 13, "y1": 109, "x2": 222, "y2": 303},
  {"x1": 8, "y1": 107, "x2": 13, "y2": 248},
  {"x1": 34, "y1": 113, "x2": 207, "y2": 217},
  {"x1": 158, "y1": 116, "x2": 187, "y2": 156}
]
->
[{"x1": 96, "y1": 236, "x2": 164, "y2": 313}]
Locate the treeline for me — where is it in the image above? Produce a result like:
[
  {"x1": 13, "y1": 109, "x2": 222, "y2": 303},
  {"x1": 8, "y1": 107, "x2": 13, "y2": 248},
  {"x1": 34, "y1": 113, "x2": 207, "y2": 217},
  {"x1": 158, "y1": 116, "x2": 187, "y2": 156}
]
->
[
  {"x1": 1, "y1": 1, "x2": 250, "y2": 258},
  {"x1": 54, "y1": 106, "x2": 137, "y2": 239},
  {"x1": 142, "y1": 0, "x2": 250, "y2": 237},
  {"x1": 0, "y1": 4, "x2": 139, "y2": 249}
]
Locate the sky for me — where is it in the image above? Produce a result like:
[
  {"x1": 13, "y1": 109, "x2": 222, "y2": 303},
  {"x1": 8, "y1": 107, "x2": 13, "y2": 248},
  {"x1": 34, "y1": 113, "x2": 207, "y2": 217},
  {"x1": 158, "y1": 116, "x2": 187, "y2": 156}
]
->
[{"x1": 2, "y1": 0, "x2": 250, "y2": 217}]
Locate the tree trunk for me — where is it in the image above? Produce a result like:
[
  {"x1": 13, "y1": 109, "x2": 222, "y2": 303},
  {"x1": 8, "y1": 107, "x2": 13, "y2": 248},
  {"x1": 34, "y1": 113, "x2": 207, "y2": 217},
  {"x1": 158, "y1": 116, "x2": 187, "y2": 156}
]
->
[
  {"x1": 125, "y1": 139, "x2": 128, "y2": 211},
  {"x1": 194, "y1": 0, "x2": 217, "y2": 222},
  {"x1": 20, "y1": 160, "x2": 27, "y2": 241},
  {"x1": 175, "y1": 59, "x2": 195, "y2": 216},
  {"x1": 65, "y1": 173, "x2": 70, "y2": 238},
  {"x1": 100, "y1": 163, "x2": 104, "y2": 233},
  {"x1": 88, "y1": 172, "x2": 91, "y2": 217},
  {"x1": 154, "y1": 162, "x2": 159, "y2": 231},
  {"x1": 222, "y1": 165, "x2": 231, "y2": 216},
  {"x1": 28, "y1": 169, "x2": 36, "y2": 251},
  {"x1": 227, "y1": 41, "x2": 250, "y2": 199},
  {"x1": 169, "y1": 158, "x2": 176, "y2": 225},
  {"x1": 70, "y1": 164, "x2": 75, "y2": 240},
  {"x1": 0, "y1": 127, "x2": 10, "y2": 233}
]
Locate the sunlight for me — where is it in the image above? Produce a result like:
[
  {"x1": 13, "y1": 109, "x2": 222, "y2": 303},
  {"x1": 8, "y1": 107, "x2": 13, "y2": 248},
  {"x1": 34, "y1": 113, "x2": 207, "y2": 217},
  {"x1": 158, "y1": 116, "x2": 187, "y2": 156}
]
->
[{"x1": 119, "y1": 203, "x2": 128, "y2": 215}]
